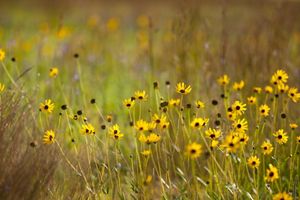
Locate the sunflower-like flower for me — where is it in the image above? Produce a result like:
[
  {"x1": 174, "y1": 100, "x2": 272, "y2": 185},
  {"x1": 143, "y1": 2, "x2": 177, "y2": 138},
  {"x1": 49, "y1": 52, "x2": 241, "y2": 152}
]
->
[
  {"x1": 271, "y1": 69, "x2": 288, "y2": 85},
  {"x1": 152, "y1": 114, "x2": 167, "y2": 125},
  {"x1": 297, "y1": 136, "x2": 300, "y2": 144},
  {"x1": 217, "y1": 74, "x2": 230, "y2": 86},
  {"x1": 43, "y1": 130, "x2": 55, "y2": 144},
  {"x1": 205, "y1": 128, "x2": 222, "y2": 140},
  {"x1": 139, "y1": 133, "x2": 161, "y2": 144},
  {"x1": 49, "y1": 67, "x2": 59, "y2": 77},
  {"x1": 135, "y1": 119, "x2": 149, "y2": 132},
  {"x1": 190, "y1": 117, "x2": 209, "y2": 129},
  {"x1": 123, "y1": 98, "x2": 135, "y2": 109},
  {"x1": 247, "y1": 96, "x2": 256, "y2": 105},
  {"x1": 176, "y1": 82, "x2": 192, "y2": 95},
  {"x1": 247, "y1": 156, "x2": 260, "y2": 169},
  {"x1": 232, "y1": 118, "x2": 248, "y2": 133},
  {"x1": 141, "y1": 150, "x2": 151, "y2": 156},
  {"x1": 253, "y1": 87, "x2": 262, "y2": 94},
  {"x1": 195, "y1": 100, "x2": 205, "y2": 109},
  {"x1": 231, "y1": 101, "x2": 246, "y2": 116},
  {"x1": 80, "y1": 123, "x2": 95, "y2": 135},
  {"x1": 273, "y1": 129, "x2": 288, "y2": 144},
  {"x1": 232, "y1": 80, "x2": 245, "y2": 91},
  {"x1": 236, "y1": 132, "x2": 249, "y2": 145},
  {"x1": 278, "y1": 83, "x2": 289, "y2": 94},
  {"x1": 288, "y1": 87, "x2": 300, "y2": 103},
  {"x1": 0, "y1": 49, "x2": 5, "y2": 61},
  {"x1": 221, "y1": 134, "x2": 240, "y2": 153},
  {"x1": 265, "y1": 164, "x2": 279, "y2": 182},
  {"x1": 147, "y1": 121, "x2": 157, "y2": 132},
  {"x1": 39, "y1": 99, "x2": 55, "y2": 113},
  {"x1": 289, "y1": 123, "x2": 298, "y2": 130},
  {"x1": 110, "y1": 132, "x2": 124, "y2": 140},
  {"x1": 185, "y1": 142, "x2": 202, "y2": 159},
  {"x1": 272, "y1": 192, "x2": 293, "y2": 200},
  {"x1": 259, "y1": 104, "x2": 270, "y2": 117},
  {"x1": 264, "y1": 85, "x2": 273, "y2": 93},
  {"x1": 261, "y1": 141, "x2": 274, "y2": 155},
  {"x1": 169, "y1": 98, "x2": 180, "y2": 107},
  {"x1": 134, "y1": 90, "x2": 147, "y2": 101},
  {"x1": 109, "y1": 124, "x2": 120, "y2": 135}
]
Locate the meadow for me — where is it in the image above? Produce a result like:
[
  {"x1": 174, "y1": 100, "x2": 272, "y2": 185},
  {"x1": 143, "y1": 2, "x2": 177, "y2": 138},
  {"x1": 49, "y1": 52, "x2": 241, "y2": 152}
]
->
[{"x1": 0, "y1": 1, "x2": 300, "y2": 199}]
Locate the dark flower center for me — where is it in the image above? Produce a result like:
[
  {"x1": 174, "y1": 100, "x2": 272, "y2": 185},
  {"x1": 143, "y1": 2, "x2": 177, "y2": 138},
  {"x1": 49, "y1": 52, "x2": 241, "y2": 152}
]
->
[
  {"x1": 44, "y1": 105, "x2": 49, "y2": 110},
  {"x1": 190, "y1": 149, "x2": 196, "y2": 154}
]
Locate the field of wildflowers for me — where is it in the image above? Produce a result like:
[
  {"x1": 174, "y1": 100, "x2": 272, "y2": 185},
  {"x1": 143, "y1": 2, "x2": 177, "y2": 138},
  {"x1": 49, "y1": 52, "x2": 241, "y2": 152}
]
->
[{"x1": 1, "y1": 1, "x2": 300, "y2": 199}]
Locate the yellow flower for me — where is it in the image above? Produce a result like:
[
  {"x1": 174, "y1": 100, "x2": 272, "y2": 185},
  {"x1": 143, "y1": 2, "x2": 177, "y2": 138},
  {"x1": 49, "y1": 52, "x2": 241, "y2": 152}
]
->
[
  {"x1": 0, "y1": 83, "x2": 5, "y2": 93},
  {"x1": 259, "y1": 104, "x2": 270, "y2": 117},
  {"x1": 0, "y1": 48, "x2": 5, "y2": 61},
  {"x1": 109, "y1": 124, "x2": 120, "y2": 135},
  {"x1": 185, "y1": 142, "x2": 202, "y2": 159},
  {"x1": 231, "y1": 101, "x2": 247, "y2": 116},
  {"x1": 236, "y1": 132, "x2": 249, "y2": 145},
  {"x1": 148, "y1": 133, "x2": 161, "y2": 143},
  {"x1": 247, "y1": 96, "x2": 256, "y2": 105},
  {"x1": 217, "y1": 74, "x2": 230, "y2": 86},
  {"x1": 233, "y1": 80, "x2": 245, "y2": 91},
  {"x1": 141, "y1": 150, "x2": 151, "y2": 156},
  {"x1": 205, "y1": 128, "x2": 222, "y2": 140},
  {"x1": 288, "y1": 87, "x2": 300, "y2": 103},
  {"x1": 195, "y1": 100, "x2": 205, "y2": 109},
  {"x1": 247, "y1": 156, "x2": 260, "y2": 169},
  {"x1": 289, "y1": 123, "x2": 298, "y2": 130},
  {"x1": 152, "y1": 114, "x2": 167, "y2": 125},
  {"x1": 43, "y1": 130, "x2": 55, "y2": 144},
  {"x1": 39, "y1": 99, "x2": 55, "y2": 113},
  {"x1": 261, "y1": 141, "x2": 273, "y2": 155},
  {"x1": 253, "y1": 87, "x2": 262, "y2": 94},
  {"x1": 144, "y1": 175, "x2": 152, "y2": 185},
  {"x1": 134, "y1": 90, "x2": 147, "y2": 101},
  {"x1": 190, "y1": 117, "x2": 209, "y2": 129},
  {"x1": 226, "y1": 111, "x2": 237, "y2": 121},
  {"x1": 278, "y1": 83, "x2": 289, "y2": 94},
  {"x1": 135, "y1": 119, "x2": 149, "y2": 132},
  {"x1": 265, "y1": 85, "x2": 273, "y2": 93},
  {"x1": 106, "y1": 17, "x2": 119, "y2": 32},
  {"x1": 265, "y1": 164, "x2": 279, "y2": 182},
  {"x1": 159, "y1": 121, "x2": 170, "y2": 130},
  {"x1": 80, "y1": 123, "x2": 95, "y2": 135},
  {"x1": 123, "y1": 98, "x2": 135, "y2": 109},
  {"x1": 271, "y1": 69, "x2": 288, "y2": 85},
  {"x1": 232, "y1": 118, "x2": 248, "y2": 133},
  {"x1": 49, "y1": 67, "x2": 59, "y2": 77},
  {"x1": 139, "y1": 133, "x2": 160, "y2": 144},
  {"x1": 297, "y1": 136, "x2": 300, "y2": 144},
  {"x1": 147, "y1": 121, "x2": 157, "y2": 132},
  {"x1": 176, "y1": 82, "x2": 192, "y2": 95},
  {"x1": 110, "y1": 132, "x2": 124, "y2": 140},
  {"x1": 210, "y1": 140, "x2": 219, "y2": 149},
  {"x1": 221, "y1": 134, "x2": 240, "y2": 153},
  {"x1": 169, "y1": 98, "x2": 180, "y2": 107},
  {"x1": 272, "y1": 192, "x2": 293, "y2": 200},
  {"x1": 273, "y1": 129, "x2": 288, "y2": 144}
]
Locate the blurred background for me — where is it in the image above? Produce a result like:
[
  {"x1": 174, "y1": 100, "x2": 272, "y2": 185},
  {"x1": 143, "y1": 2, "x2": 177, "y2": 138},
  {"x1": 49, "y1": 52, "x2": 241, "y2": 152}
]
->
[{"x1": 1, "y1": 0, "x2": 300, "y2": 111}]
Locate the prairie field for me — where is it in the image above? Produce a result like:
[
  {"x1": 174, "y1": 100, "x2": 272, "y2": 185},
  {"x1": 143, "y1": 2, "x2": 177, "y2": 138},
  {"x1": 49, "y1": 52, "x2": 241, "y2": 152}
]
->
[{"x1": 1, "y1": 1, "x2": 300, "y2": 199}]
